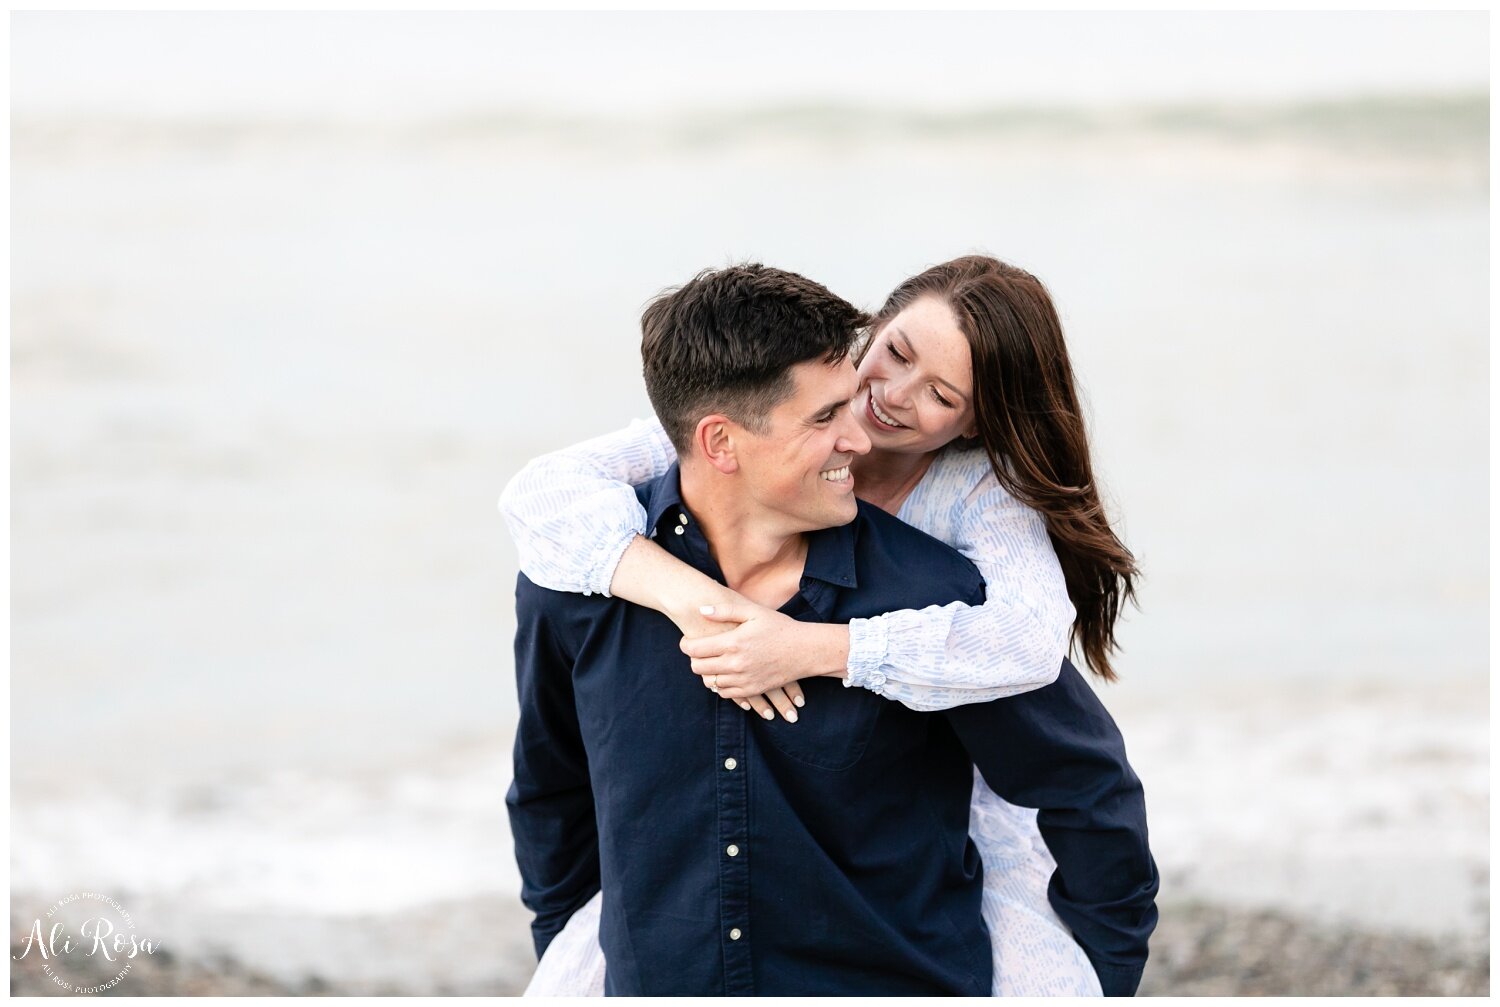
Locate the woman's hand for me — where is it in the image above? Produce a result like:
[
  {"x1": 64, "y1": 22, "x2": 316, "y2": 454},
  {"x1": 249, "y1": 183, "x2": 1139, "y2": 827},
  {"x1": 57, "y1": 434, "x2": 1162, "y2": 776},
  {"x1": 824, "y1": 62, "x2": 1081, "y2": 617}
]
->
[
  {"x1": 658, "y1": 590, "x2": 797, "y2": 723},
  {"x1": 705, "y1": 678, "x2": 804, "y2": 724},
  {"x1": 681, "y1": 601, "x2": 851, "y2": 720}
]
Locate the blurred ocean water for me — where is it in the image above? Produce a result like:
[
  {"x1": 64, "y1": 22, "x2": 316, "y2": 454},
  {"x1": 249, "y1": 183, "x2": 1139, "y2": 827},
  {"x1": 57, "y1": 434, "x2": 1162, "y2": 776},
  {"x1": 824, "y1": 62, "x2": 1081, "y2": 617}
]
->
[{"x1": 11, "y1": 95, "x2": 1488, "y2": 988}]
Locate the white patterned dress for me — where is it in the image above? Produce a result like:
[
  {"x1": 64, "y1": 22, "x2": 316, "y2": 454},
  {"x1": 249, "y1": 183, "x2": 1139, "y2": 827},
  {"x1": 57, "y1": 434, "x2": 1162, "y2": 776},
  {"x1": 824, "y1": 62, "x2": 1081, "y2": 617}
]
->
[{"x1": 499, "y1": 418, "x2": 1104, "y2": 997}]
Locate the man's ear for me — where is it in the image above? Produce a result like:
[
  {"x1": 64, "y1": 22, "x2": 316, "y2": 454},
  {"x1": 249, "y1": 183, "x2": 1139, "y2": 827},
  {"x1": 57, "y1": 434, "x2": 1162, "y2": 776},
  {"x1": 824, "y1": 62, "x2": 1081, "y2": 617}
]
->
[{"x1": 692, "y1": 415, "x2": 740, "y2": 475}]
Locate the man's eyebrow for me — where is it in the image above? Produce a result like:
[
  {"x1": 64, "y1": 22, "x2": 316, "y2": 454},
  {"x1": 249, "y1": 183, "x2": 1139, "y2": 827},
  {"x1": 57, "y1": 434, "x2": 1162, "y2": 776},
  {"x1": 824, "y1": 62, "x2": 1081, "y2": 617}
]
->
[
  {"x1": 891, "y1": 326, "x2": 971, "y2": 402},
  {"x1": 808, "y1": 395, "x2": 853, "y2": 420}
]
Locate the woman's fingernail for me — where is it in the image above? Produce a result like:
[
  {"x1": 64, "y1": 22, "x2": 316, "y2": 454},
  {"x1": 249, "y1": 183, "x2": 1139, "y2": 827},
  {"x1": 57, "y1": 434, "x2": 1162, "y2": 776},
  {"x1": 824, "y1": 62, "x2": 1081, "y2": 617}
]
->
[
  {"x1": 793, "y1": 696, "x2": 805, "y2": 708},
  {"x1": 785, "y1": 710, "x2": 798, "y2": 723},
  {"x1": 699, "y1": 605, "x2": 715, "y2": 615},
  {"x1": 761, "y1": 709, "x2": 774, "y2": 720},
  {"x1": 739, "y1": 702, "x2": 750, "y2": 711}
]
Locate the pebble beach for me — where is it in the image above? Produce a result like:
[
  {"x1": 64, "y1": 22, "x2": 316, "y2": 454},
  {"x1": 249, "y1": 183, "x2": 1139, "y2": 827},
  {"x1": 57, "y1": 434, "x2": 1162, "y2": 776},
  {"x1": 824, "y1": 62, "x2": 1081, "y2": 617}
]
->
[{"x1": 11, "y1": 677, "x2": 1488, "y2": 996}]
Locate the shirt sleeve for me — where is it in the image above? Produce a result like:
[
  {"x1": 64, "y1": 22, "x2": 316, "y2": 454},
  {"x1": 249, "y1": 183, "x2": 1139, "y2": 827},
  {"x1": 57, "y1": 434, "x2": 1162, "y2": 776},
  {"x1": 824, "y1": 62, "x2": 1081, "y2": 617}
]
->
[
  {"x1": 942, "y1": 662, "x2": 1160, "y2": 997},
  {"x1": 844, "y1": 460, "x2": 1075, "y2": 712},
  {"x1": 498, "y1": 417, "x2": 678, "y2": 597},
  {"x1": 504, "y1": 575, "x2": 602, "y2": 960}
]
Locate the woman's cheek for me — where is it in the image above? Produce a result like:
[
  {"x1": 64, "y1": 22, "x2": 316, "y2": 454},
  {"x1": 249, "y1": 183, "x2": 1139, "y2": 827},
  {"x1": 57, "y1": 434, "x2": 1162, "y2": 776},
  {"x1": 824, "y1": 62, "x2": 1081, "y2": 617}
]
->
[
  {"x1": 929, "y1": 408, "x2": 966, "y2": 445},
  {"x1": 920, "y1": 405, "x2": 947, "y2": 439}
]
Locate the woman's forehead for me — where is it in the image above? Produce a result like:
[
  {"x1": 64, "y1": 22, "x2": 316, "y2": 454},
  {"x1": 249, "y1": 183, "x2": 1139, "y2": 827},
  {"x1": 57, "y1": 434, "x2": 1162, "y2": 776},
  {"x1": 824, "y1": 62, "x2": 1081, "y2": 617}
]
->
[{"x1": 889, "y1": 296, "x2": 963, "y2": 346}]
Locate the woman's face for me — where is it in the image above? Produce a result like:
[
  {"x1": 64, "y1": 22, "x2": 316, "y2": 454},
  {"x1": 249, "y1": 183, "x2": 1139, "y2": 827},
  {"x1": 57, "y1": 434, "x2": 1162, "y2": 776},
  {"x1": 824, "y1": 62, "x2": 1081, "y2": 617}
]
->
[{"x1": 854, "y1": 295, "x2": 978, "y2": 456}]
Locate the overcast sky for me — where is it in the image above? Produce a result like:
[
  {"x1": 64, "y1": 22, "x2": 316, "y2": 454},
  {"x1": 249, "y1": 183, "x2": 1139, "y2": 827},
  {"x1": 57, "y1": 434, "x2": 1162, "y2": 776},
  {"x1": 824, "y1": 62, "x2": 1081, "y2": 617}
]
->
[{"x1": 14, "y1": 11, "x2": 1489, "y2": 120}]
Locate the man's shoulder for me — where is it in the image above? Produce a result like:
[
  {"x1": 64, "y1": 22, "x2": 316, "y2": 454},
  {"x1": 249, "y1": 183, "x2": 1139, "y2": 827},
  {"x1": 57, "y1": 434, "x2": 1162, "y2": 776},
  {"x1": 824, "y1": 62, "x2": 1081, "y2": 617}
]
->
[
  {"x1": 515, "y1": 572, "x2": 614, "y2": 626},
  {"x1": 850, "y1": 500, "x2": 986, "y2": 607}
]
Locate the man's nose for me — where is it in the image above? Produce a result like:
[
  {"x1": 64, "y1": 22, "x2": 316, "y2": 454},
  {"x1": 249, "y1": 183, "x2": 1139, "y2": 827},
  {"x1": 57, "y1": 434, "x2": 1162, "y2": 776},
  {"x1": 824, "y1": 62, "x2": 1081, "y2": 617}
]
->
[{"x1": 838, "y1": 402, "x2": 872, "y2": 456}]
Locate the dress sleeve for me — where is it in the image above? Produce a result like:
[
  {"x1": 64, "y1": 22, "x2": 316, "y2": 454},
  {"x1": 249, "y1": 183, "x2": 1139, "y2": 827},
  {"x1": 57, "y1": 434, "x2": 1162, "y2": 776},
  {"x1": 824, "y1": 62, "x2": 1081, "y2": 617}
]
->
[
  {"x1": 498, "y1": 417, "x2": 678, "y2": 597},
  {"x1": 844, "y1": 458, "x2": 1076, "y2": 712}
]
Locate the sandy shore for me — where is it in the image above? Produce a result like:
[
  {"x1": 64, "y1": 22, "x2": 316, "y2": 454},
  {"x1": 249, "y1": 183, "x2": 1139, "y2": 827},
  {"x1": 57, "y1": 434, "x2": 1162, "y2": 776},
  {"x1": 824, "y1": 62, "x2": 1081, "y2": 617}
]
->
[{"x1": 11, "y1": 901, "x2": 1487, "y2": 997}]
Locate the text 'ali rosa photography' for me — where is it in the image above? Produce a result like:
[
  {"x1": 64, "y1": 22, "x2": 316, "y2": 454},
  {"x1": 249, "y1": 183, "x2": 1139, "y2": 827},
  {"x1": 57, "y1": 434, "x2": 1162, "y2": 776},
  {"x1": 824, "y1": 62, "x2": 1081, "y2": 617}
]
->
[{"x1": 12, "y1": 892, "x2": 161, "y2": 994}]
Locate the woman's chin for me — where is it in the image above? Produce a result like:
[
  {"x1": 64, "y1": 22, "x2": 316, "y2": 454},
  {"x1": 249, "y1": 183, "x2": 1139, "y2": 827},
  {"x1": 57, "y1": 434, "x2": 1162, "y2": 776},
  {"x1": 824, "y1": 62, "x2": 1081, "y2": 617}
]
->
[{"x1": 862, "y1": 420, "x2": 932, "y2": 455}]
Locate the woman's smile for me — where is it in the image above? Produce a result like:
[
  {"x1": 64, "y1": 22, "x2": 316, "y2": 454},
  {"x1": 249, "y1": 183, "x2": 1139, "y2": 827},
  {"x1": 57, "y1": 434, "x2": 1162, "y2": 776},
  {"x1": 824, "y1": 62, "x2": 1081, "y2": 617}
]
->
[{"x1": 864, "y1": 386, "x2": 908, "y2": 431}]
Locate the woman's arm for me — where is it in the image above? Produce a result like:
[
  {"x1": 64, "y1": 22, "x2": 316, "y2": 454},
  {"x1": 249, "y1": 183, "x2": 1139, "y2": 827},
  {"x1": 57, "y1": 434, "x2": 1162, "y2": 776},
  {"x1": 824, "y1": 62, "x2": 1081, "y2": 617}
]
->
[
  {"x1": 682, "y1": 456, "x2": 1074, "y2": 713},
  {"x1": 498, "y1": 418, "x2": 677, "y2": 596},
  {"x1": 498, "y1": 416, "x2": 750, "y2": 631},
  {"x1": 845, "y1": 460, "x2": 1075, "y2": 712}
]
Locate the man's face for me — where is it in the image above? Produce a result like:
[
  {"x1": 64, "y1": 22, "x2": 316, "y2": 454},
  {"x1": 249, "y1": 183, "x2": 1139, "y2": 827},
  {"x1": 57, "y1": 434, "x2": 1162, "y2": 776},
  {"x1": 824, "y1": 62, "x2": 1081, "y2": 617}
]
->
[{"x1": 732, "y1": 355, "x2": 873, "y2": 534}]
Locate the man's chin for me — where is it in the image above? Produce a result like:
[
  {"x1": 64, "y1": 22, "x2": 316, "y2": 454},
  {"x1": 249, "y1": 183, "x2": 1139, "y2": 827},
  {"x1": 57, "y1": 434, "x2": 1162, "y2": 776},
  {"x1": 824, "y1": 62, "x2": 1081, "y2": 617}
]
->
[
  {"x1": 779, "y1": 493, "x2": 861, "y2": 534},
  {"x1": 821, "y1": 499, "x2": 860, "y2": 528}
]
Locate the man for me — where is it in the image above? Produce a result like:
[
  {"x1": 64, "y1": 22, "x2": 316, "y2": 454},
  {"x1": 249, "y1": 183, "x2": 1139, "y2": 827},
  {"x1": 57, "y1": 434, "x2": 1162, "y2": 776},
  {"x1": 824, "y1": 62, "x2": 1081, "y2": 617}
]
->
[{"x1": 506, "y1": 264, "x2": 1157, "y2": 995}]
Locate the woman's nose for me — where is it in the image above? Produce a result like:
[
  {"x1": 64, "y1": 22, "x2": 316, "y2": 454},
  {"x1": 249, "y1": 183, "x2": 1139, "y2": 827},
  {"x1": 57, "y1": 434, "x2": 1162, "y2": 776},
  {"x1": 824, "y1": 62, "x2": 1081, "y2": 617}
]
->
[{"x1": 885, "y1": 375, "x2": 913, "y2": 409}]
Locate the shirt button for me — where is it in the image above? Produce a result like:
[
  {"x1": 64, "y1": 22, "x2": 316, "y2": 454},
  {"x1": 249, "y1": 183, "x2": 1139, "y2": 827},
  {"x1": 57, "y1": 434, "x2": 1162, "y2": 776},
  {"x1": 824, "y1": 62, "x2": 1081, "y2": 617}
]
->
[
  {"x1": 729, "y1": 928, "x2": 742, "y2": 941},
  {"x1": 679, "y1": 513, "x2": 688, "y2": 525},
  {"x1": 674, "y1": 525, "x2": 685, "y2": 536},
  {"x1": 726, "y1": 844, "x2": 740, "y2": 857},
  {"x1": 723, "y1": 758, "x2": 737, "y2": 771}
]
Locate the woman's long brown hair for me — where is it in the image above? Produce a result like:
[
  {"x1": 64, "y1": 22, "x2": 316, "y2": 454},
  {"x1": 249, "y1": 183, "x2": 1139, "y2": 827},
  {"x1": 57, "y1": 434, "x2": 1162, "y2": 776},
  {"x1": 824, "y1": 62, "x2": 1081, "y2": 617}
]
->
[{"x1": 871, "y1": 255, "x2": 1138, "y2": 681}]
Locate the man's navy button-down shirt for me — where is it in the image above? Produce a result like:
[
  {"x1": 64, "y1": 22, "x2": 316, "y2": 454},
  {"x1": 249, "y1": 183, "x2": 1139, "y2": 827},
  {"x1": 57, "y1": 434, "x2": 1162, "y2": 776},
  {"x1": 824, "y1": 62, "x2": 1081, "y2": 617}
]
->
[{"x1": 506, "y1": 465, "x2": 1158, "y2": 996}]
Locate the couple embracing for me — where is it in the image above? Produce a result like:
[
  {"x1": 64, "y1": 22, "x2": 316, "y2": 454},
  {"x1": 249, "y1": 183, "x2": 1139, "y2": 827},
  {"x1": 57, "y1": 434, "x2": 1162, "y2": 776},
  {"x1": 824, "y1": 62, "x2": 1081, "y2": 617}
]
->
[{"x1": 500, "y1": 257, "x2": 1159, "y2": 996}]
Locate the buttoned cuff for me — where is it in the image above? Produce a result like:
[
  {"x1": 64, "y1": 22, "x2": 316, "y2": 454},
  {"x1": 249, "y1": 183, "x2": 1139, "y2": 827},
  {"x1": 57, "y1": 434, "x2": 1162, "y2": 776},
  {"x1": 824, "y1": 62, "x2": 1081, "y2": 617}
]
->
[
  {"x1": 583, "y1": 529, "x2": 639, "y2": 598},
  {"x1": 844, "y1": 617, "x2": 889, "y2": 692}
]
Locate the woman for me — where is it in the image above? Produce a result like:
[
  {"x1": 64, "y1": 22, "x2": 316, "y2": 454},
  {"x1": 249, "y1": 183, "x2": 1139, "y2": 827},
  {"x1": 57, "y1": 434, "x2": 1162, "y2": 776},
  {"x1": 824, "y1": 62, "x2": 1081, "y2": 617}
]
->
[{"x1": 500, "y1": 255, "x2": 1138, "y2": 996}]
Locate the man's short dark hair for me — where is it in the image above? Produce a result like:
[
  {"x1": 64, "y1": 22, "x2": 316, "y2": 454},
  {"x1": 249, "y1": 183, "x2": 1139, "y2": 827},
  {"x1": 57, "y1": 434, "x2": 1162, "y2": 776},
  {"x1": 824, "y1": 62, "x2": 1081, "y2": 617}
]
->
[{"x1": 641, "y1": 263, "x2": 867, "y2": 453}]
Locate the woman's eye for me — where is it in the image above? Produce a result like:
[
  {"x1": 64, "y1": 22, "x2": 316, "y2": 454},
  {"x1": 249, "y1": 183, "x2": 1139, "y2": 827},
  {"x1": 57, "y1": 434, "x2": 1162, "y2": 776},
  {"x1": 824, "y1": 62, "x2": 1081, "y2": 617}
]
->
[
  {"x1": 933, "y1": 388, "x2": 954, "y2": 409},
  {"x1": 887, "y1": 344, "x2": 907, "y2": 364}
]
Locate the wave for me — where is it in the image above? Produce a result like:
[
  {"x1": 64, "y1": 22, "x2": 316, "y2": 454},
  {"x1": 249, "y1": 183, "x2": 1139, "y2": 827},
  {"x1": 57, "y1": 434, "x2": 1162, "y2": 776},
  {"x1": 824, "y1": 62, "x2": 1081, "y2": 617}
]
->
[{"x1": 13, "y1": 92, "x2": 1486, "y2": 162}]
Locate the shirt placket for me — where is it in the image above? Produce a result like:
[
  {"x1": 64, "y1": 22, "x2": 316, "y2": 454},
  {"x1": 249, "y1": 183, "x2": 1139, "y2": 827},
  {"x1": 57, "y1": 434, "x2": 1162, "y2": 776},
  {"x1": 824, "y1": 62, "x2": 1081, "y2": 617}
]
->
[
  {"x1": 715, "y1": 687, "x2": 753, "y2": 993},
  {"x1": 667, "y1": 506, "x2": 756, "y2": 994}
]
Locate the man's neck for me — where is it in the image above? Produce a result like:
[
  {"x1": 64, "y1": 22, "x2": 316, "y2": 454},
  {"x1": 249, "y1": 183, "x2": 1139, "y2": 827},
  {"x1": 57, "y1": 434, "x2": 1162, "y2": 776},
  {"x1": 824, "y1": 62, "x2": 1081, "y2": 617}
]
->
[{"x1": 678, "y1": 463, "x2": 809, "y2": 610}]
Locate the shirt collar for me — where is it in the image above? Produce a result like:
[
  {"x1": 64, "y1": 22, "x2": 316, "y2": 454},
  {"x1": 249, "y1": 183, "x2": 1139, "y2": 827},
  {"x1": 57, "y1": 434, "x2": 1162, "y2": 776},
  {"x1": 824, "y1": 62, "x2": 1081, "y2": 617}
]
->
[
  {"x1": 643, "y1": 463, "x2": 860, "y2": 595},
  {"x1": 641, "y1": 461, "x2": 691, "y2": 534}
]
